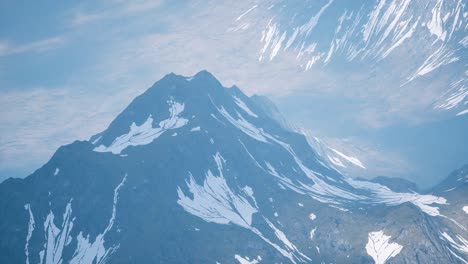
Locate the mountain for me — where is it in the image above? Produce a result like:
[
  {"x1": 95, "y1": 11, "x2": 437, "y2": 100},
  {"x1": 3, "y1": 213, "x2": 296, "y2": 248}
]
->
[
  {"x1": 368, "y1": 176, "x2": 419, "y2": 193},
  {"x1": 304, "y1": 135, "x2": 368, "y2": 177},
  {"x1": 433, "y1": 164, "x2": 468, "y2": 193},
  {"x1": 296, "y1": 112, "x2": 468, "y2": 188},
  {"x1": 250, "y1": 95, "x2": 297, "y2": 132},
  {"x1": 0, "y1": 71, "x2": 467, "y2": 263},
  {"x1": 431, "y1": 165, "x2": 467, "y2": 229}
]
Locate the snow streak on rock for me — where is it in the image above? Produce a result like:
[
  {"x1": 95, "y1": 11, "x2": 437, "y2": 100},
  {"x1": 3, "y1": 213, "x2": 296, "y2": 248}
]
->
[
  {"x1": 440, "y1": 232, "x2": 468, "y2": 263},
  {"x1": 24, "y1": 204, "x2": 35, "y2": 264},
  {"x1": 70, "y1": 174, "x2": 127, "y2": 264},
  {"x1": 366, "y1": 231, "x2": 403, "y2": 264},
  {"x1": 309, "y1": 228, "x2": 316, "y2": 240},
  {"x1": 329, "y1": 147, "x2": 365, "y2": 169},
  {"x1": 177, "y1": 153, "x2": 258, "y2": 228},
  {"x1": 40, "y1": 200, "x2": 75, "y2": 264},
  {"x1": 94, "y1": 99, "x2": 188, "y2": 154},
  {"x1": 177, "y1": 153, "x2": 310, "y2": 263},
  {"x1": 219, "y1": 104, "x2": 447, "y2": 216},
  {"x1": 265, "y1": 134, "x2": 365, "y2": 203},
  {"x1": 346, "y1": 178, "x2": 447, "y2": 216},
  {"x1": 234, "y1": 254, "x2": 261, "y2": 264},
  {"x1": 24, "y1": 174, "x2": 127, "y2": 264},
  {"x1": 217, "y1": 95, "x2": 448, "y2": 216},
  {"x1": 217, "y1": 106, "x2": 268, "y2": 143},
  {"x1": 264, "y1": 218, "x2": 310, "y2": 262},
  {"x1": 233, "y1": 95, "x2": 258, "y2": 118}
]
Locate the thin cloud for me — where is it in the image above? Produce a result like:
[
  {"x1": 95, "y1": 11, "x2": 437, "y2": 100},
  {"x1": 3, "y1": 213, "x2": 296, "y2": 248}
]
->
[
  {"x1": 70, "y1": 0, "x2": 164, "y2": 26},
  {"x1": 0, "y1": 36, "x2": 65, "y2": 56},
  {"x1": 71, "y1": 11, "x2": 107, "y2": 26},
  {"x1": 0, "y1": 87, "x2": 136, "y2": 172}
]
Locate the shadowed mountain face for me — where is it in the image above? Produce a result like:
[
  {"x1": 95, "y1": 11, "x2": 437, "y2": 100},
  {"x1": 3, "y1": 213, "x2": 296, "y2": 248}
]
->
[{"x1": 0, "y1": 71, "x2": 466, "y2": 263}]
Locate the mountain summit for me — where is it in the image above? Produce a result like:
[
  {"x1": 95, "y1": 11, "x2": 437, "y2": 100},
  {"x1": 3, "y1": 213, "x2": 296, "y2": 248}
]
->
[{"x1": 0, "y1": 71, "x2": 467, "y2": 263}]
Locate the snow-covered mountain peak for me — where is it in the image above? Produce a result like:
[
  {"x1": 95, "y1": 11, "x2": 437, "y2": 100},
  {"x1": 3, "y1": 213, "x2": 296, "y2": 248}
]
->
[{"x1": 90, "y1": 70, "x2": 271, "y2": 156}]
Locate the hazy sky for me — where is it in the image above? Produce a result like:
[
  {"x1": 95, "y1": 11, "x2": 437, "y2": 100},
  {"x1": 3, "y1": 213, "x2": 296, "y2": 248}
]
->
[
  {"x1": 1, "y1": 0, "x2": 466, "y2": 184},
  {"x1": 0, "y1": 0, "x2": 325, "y2": 178}
]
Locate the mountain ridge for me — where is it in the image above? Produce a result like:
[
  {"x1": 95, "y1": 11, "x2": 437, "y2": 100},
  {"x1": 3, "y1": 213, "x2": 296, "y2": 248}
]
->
[{"x1": 0, "y1": 70, "x2": 466, "y2": 263}]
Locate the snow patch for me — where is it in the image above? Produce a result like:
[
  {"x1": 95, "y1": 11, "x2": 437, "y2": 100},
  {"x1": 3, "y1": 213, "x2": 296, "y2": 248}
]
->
[
  {"x1": 329, "y1": 147, "x2": 366, "y2": 169},
  {"x1": 24, "y1": 204, "x2": 35, "y2": 264},
  {"x1": 309, "y1": 228, "x2": 316, "y2": 240},
  {"x1": 440, "y1": 231, "x2": 468, "y2": 261},
  {"x1": 91, "y1": 136, "x2": 102, "y2": 145},
  {"x1": 309, "y1": 213, "x2": 316, "y2": 221},
  {"x1": 40, "y1": 201, "x2": 75, "y2": 264},
  {"x1": 177, "y1": 153, "x2": 309, "y2": 263},
  {"x1": 366, "y1": 231, "x2": 403, "y2": 264},
  {"x1": 217, "y1": 106, "x2": 268, "y2": 143},
  {"x1": 346, "y1": 178, "x2": 447, "y2": 216},
  {"x1": 443, "y1": 187, "x2": 457, "y2": 192},
  {"x1": 70, "y1": 174, "x2": 127, "y2": 264},
  {"x1": 329, "y1": 205, "x2": 349, "y2": 212},
  {"x1": 94, "y1": 99, "x2": 188, "y2": 154},
  {"x1": 327, "y1": 154, "x2": 346, "y2": 168},
  {"x1": 24, "y1": 175, "x2": 127, "y2": 264},
  {"x1": 235, "y1": 254, "x2": 261, "y2": 264},
  {"x1": 177, "y1": 153, "x2": 258, "y2": 228},
  {"x1": 233, "y1": 96, "x2": 258, "y2": 118},
  {"x1": 264, "y1": 218, "x2": 311, "y2": 262}
]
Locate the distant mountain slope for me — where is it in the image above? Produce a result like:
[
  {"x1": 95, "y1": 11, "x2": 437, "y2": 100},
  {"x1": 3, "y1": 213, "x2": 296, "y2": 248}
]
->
[{"x1": 369, "y1": 176, "x2": 419, "y2": 193}]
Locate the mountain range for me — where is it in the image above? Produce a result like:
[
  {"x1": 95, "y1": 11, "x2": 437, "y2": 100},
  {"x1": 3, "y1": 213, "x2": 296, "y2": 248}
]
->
[{"x1": 0, "y1": 71, "x2": 466, "y2": 263}]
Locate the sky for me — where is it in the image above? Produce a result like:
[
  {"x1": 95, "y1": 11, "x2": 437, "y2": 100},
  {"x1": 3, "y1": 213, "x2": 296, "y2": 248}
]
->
[{"x1": 0, "y1": 0, "x2": 466, "y2": 186}]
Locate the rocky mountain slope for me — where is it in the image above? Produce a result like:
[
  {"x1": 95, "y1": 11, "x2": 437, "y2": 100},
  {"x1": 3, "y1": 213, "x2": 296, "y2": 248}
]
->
[{"x1": 0, "y1": 71, "x2": 466, "y2": 263}]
